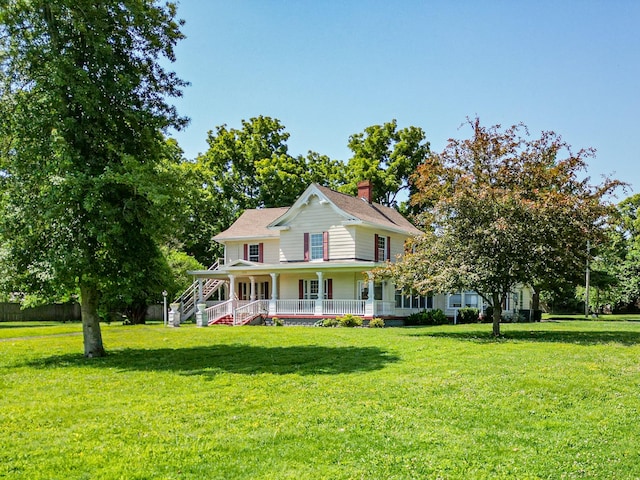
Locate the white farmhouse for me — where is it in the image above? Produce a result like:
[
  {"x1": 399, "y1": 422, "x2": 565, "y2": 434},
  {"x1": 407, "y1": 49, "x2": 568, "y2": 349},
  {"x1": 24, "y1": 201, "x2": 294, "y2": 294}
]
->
[{"x1": 180, "y1": 181, "x2": 532, "y2": 325}]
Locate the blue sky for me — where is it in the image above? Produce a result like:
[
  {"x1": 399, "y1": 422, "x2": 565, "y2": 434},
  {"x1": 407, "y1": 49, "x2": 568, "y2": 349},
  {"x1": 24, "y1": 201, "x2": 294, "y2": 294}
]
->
[{"x1": 169, "y1": 1, "x2": 640, "y2": 195}]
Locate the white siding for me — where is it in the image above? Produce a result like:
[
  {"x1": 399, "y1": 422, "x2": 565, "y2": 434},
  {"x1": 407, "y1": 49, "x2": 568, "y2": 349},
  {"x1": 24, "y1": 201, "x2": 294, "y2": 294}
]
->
[
  {"x1": 262, "y1": 239, "x2": 279, "y2": 264},
  {"x1": 354, "y1": 229, "x2": 409, "y2": 263},
  {"x1": 224, "y1": 239, "x2": 279, "y2": 264},
  {"x1": 279, "y1": 194, "x2": 355, "y2": 262}
]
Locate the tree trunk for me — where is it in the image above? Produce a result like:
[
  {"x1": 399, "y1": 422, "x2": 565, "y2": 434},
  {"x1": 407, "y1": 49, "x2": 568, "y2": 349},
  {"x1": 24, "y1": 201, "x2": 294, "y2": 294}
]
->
[
  {"x1": 492, "y1": 292, "x2": 502, "y2": 336},
  {"x1": 80, "y1": 280, "x2": 106, "y2": 358}
]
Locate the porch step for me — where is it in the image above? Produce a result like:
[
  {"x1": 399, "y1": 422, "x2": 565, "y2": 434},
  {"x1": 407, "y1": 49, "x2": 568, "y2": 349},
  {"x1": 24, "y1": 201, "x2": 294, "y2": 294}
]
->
[{"x1": 208, "y1": 315, "x2": 233, "y2": 326}]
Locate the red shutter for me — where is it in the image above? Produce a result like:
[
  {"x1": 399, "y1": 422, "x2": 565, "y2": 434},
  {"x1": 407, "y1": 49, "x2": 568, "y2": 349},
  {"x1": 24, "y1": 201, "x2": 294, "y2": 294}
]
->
[
  {"x1": 323, "y1": 231, "x2": 329, "y2": 261},
  {"x1": 374, "y1": 234, "x2": 379, "y2": 262},
  {"x1": 258, "y1": 242, "x2": 264, "y2": 263},
  {"x1": 303, "y1": 233, "x2": 310, "y2": 261},
  {"x1": 299, "y1": 279, "x2": 304, "y2": 299},
  {"x1": 243, "y1": 243, "x2": 248, "y2": 261},
  {"x1": 386, "y1": 236, "x2": 391, "y2": 261},
  {"x1": 327, "y1": 279, "x2": 333, "y2": 299}
]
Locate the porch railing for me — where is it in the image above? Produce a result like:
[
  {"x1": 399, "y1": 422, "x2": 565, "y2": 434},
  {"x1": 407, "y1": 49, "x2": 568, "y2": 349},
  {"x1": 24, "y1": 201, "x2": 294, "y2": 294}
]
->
[
  {"x1": 234, "y1": 300, "x2": 269, "y2": 325},
  {"x1": 275, "y1": 299, "x2": 315, "y2": 315},
  {"x1": 323, "y1": 299, "x2": 365, "y2": 316}
]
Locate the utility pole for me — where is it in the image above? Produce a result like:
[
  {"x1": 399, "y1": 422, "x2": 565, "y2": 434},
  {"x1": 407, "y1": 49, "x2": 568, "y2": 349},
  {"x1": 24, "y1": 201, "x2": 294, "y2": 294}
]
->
[{"x1": 585, "y1": 240, "x2": 590, "y2": 318}]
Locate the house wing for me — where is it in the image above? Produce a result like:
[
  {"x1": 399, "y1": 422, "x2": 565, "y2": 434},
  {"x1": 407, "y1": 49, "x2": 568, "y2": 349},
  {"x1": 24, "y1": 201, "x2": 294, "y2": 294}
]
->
[{"x1": 213, "y1": 207, "x2": 289, "y2": 242}]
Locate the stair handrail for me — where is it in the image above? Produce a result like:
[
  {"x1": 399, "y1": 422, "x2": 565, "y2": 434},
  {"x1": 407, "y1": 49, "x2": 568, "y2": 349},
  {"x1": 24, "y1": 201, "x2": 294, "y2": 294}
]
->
[
  {"x1": 234, "y1": 300, "x2": 269, "y2": 325},
  {"x1": 175, "y1": 261, "x2": 221, "y2": 317},
  {"x1": 205, "y1": 299, "x2": 233, "y2": 324}
]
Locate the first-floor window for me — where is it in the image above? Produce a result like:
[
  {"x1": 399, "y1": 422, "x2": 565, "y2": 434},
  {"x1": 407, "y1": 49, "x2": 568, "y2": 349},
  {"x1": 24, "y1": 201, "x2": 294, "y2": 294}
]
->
[
  {"x1": 464, "y1": 292, "x2": 479, "y2": 308},
  {"x1": 395, "y1": 289, "x2": 432, "y2": 309},
  {"x1": 300, "y1": 279, "x2": 332, "y2": 299},
  {"x1": 448, "y1": 293, "x2": 462, "y2": 308},
  {"x1": 448, "y1": 291, "x2": 479, "y2": 309},
  {"x1": 358, "y1": 281, "x2": 383, "y2": 301},
  {"x1": 237, "y1": 281, "x2": 270, "y2": 300}
]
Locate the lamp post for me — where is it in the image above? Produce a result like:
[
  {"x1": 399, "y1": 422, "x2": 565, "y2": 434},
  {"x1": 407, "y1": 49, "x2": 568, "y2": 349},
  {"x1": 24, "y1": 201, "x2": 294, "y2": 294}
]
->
[{"x1": 162, "y1": 290, "x2": 168, "y2": 326}]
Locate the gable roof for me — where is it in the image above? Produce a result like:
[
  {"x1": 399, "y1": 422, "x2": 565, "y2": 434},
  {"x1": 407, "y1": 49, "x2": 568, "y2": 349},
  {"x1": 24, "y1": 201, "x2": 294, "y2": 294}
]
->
[
  {"x1": 313, "y1": 184, "x2": 422, "y2": 235},
  {"x1": 213, "y1": 207, "x2": 289, "y2": 241},
  {"x1": 213, "y1": 184, "x2": 423, "y2": 242},
  {"x1": 268, "y1": 183, "x2": 422, "y2": 235}
]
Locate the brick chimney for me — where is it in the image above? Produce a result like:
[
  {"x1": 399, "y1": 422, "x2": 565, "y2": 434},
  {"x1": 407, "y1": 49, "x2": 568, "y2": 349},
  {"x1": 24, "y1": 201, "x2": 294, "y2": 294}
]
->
[{"x1": 357, "y1": 180, "x2": 373, "y2": 204}]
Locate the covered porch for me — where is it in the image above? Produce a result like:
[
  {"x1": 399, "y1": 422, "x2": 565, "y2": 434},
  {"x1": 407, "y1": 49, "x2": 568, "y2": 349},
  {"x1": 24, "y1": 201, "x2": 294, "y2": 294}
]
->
[{"x1": 186, "y1": 260, "x2": 399, "y2": 326}]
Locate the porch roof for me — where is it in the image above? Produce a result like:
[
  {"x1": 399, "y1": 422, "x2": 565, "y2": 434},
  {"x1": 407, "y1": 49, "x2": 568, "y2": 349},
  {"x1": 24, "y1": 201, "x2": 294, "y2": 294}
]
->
[{"x1": 188, "y1": 260, "x2": 380, "y2": 278}]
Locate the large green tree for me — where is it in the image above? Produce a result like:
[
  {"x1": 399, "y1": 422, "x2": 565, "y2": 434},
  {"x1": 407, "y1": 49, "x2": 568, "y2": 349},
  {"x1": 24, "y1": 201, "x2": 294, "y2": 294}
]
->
[
  {"x1": 588, "y1": 194, "x2": 640, "y2": 312},
  {"x1": 383, "y1": 118, "x2": 621, "y2": 336},
  {"x1": 0, "y1": 0, "x2": 187, "y2": 356},
  {"x1": 189, "y1": 116, "x2": 348, "y2": 265},
  {"x1": 342, "y1": 119, "x2": 430, "y2": 208}
]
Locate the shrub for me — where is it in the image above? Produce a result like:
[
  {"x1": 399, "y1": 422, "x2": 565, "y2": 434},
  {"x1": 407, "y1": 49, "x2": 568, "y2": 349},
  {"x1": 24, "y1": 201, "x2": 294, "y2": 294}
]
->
[
  {"x1": 369, "y1": 318, "x2": 385, "y2": 328},
  {"x1": 405, "y1": 309, "x2": 448, "y2": 326},
  {"x1": 405, "y1": 311, "x2": 425, "y2": 326},
  {"x1": 322, "y1": 318, "x2": 339, "y2": 327},
  {"x1": 272, "y1": 317, "x2": 284, "y2": 327},
  {"x1": 337, "y1": 314, "x2": 363, "y2": 328},
  {"x1": 429, "y1": 309, "x2": 448, "y2": 325},
  {"x1": 457, "y1": 307, "x2": 480, "y2": 324}
]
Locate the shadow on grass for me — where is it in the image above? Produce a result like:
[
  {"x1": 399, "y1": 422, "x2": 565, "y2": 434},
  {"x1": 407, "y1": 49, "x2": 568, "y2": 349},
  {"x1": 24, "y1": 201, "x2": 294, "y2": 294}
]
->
[
  {"x1": 408, "y1": 328, "x2": 640, "y2": 346},
  {"x1": 26, "y1": 344, "x2": 399, "y2": 376}
]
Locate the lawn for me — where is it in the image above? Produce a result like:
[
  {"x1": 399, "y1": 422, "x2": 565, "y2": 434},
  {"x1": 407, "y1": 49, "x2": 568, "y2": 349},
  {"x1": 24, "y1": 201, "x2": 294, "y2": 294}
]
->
[{"x1": 2, "y1": 321, "x2": 640, "y2": 479}]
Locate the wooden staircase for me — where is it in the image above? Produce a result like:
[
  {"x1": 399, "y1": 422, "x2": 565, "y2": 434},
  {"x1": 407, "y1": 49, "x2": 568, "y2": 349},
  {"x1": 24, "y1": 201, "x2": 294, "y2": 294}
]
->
[{"x1": 175, "y1": 261, "x2": 223, "y2": 321}]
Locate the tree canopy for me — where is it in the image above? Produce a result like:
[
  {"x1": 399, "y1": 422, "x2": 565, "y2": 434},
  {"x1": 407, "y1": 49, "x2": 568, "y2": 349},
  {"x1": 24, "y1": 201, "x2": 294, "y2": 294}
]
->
[
  {"x1": 341, "y1": 119, "x2": 430, "y2": 208},
  {"x1": 0, "y1": 0, "x2": 187, "y2": 356},
  {"x1": 382, "y1": 118, "x2": 622, "y2": 335}
]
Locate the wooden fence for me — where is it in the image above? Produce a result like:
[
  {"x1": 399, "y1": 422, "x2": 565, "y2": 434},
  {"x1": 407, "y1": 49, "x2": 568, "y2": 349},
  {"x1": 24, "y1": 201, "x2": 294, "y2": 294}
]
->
[
  {"x1": 0, "y1": 303, "x2": 81, "y2": 322},
  {"x1": 0, "y1": 302, "x2": 165, "y2": 322}
]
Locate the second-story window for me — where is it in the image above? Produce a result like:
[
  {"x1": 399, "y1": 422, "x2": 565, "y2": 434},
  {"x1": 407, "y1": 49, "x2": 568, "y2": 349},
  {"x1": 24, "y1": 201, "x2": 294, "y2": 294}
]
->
[
  {"x1": 304, "y1": 232, "x2": 328, "y2": 261},
  {"x1": 310, "y1": 233, "x2": 324, "y2": 261},
  {"x1": 377, "y1": 236, "x2": 386, "y2": 262},
  {"x1": 248, "y1": 244, "x2": 260, "y2": 262},
  {"x1": 374, "y1": 234, "x2": 390, "y2": 262},
  {"x1": 244, "y1": 242, "x2": 263, "y2": 262}
]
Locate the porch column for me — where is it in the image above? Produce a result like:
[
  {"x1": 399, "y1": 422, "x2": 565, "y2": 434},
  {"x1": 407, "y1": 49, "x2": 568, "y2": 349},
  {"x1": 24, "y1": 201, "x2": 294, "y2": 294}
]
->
[
  {"x1": 315, "y1": 271, "x2": 324, "y2": 315},
  {"x1": 249, "y1": 276, "x2": 256, "y2": 301},
  {"x1": 269, "y1": 273, "x2": 278, "y2": 316},
  {"x1": 197, "y1": 278, "x2": 204, "y2": 302},
  {"x1": 228, "y1": 274, "x2": 236, "y2": 308},
  {"x1": 365, "y1": 272, "x2": 375, "y2": 317}
]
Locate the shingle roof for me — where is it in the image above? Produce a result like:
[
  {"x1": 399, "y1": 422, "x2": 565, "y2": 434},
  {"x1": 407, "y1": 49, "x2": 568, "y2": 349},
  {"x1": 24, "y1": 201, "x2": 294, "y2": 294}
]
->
[
  {"x1": 213, "y1": 184, "x2": 422, "y2": 242},
  {"x1": 313, "y1": 184, "x2": 422, "y2": 235},
  {"x1": 213, "y1": 207, "x2": 289, "y2": 240}
]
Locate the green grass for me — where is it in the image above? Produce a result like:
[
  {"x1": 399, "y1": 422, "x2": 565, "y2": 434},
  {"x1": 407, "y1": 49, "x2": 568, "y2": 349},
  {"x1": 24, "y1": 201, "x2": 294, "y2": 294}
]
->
[
  {"x1": 2, "y1": 321, "x2": 640, "y2": 479},
  {"x1": 542, "y1": 313, "x2": 640, "y2": 321}
]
